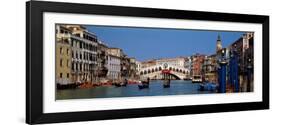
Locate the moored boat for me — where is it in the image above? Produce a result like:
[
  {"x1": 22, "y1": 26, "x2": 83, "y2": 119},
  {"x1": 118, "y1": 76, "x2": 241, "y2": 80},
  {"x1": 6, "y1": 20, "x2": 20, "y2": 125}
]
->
[
  {"x1": 138, "y1": 79, "x2": 150, "y2": 89},
  {"x1": 198, "y1": 82, "x2": 217, "y2": 91},
  {"x1": 163, "y1": 79, "x2": 171, "y2": 88},
  {"x1": 163, "y1": 84, "x2": 170, "y2": 88},
  {"x1": 138, "y1": 84, "x2": 149, "y2": 89},
  {"x1": 192, "y1": 75, "x2": 203, "y2": 83}
]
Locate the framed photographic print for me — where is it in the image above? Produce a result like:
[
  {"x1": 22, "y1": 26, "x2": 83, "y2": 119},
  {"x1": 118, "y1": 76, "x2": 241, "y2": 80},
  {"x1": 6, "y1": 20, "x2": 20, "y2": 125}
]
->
[{"x1": 26, "y1": 1, "x2": 269, "y2": 124}]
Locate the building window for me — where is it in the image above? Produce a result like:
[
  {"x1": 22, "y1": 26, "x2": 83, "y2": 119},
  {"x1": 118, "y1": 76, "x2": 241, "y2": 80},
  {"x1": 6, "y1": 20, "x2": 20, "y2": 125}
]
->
[
  {"x1": 94, "y1": 46, "x2": 97, "y2": 51},
  {"x1": 64, "y1": 38, "x2": 69, "y2": 44},
  {"x1": 77, "y1": 41, "x2": 79, "y2": 48},
  {"x1": 72, "y1": 63, "x2": 74, "y2": 70},
  {"x1": 84, "y1": 52, "x2": 87, "y2": 60},
  {"x1": 60, "y1": 73, "x2": 63, "y2": 78},
  {"x1": 60, "y1": 29, "x2": 64, "y2": 34},
  {"x1": 59, "y1": 47, "x2": 63, "y2": 54},
  {"x1": 67, "y1": 49, "x2": 69, "y2": 55},
  {"x1": 60, "y1": 59, "x2": 63, "y2": 67},
  {"x1": 80, "y1": 42, "x2": 82, "y2": 49},
  {"x1": 85, "y1": 43, "x2": 87, "y2": 50},
  {"x1": 72, "y1": 51, "x2": 74, "y2": 58},
  {"x1": 67, "y1": 60, "x2": 70, "y2": 67},
  {"x1": 67, "y1": 73, "x2": 69, "y2": 78}
]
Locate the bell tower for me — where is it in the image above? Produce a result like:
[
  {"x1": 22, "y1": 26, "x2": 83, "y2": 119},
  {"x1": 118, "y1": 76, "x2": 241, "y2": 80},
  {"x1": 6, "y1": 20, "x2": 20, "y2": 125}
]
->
[{"x1": 216, "y1": 34, "x2": 222, "y2": 52}]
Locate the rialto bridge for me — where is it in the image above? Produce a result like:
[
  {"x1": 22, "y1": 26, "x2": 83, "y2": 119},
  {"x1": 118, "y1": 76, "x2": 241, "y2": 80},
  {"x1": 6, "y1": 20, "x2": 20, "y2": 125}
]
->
[{"x1": 138, "y1": 64, "x2": 190, "y2": 80}]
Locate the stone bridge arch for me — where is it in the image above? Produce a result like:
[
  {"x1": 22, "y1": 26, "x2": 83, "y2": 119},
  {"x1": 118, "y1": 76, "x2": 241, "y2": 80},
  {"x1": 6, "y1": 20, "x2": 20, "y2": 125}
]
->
[{"x1": 139, "y1": 64, "x2": 190, "y2": 80}]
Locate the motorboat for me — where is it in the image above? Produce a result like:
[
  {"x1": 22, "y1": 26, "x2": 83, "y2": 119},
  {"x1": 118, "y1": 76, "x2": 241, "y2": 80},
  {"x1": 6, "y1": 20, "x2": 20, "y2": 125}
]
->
[{"x1": 192, "y1": 75, "x2": 203, "y2": 83}]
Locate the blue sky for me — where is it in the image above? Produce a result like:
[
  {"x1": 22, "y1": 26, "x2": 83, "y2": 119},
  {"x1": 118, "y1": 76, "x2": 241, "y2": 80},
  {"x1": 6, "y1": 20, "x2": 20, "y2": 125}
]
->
[{"x1": 85, "y1": 25, "x2": 244, "y2": 62}]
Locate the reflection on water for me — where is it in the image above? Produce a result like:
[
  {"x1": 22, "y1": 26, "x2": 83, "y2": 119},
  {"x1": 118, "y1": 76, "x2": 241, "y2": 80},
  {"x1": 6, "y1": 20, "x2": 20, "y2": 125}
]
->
[{"x1": 56, "y1": 80, "x2": 214, "y2": 100}]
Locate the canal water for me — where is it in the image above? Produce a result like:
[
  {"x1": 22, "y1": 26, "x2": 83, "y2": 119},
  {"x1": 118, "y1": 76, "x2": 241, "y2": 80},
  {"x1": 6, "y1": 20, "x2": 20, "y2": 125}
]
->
[{"x1": 56, "y1": 80, "x2": 215, "y2": 100}]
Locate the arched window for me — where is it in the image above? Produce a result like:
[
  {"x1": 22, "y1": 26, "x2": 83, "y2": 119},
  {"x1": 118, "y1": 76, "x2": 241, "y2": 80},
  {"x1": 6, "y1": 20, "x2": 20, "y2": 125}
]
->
[
  {"x1": 155, "y1": 68, "x2": 158, "y2": 71},
  {"x1": 72, "y1": 62, "x2": 75, "y2": 70},
  {"x1": 144, "y1": 70, "x2": 147, "y2": 74}
]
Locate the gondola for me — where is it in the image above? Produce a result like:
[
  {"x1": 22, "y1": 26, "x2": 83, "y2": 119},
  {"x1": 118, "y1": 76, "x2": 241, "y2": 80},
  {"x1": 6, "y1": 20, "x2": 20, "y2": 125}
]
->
[
  {"x1": 163, "y1": 79, "x2": 171, "y2": 88},
  {"x1": 114, "y1": 83, "x2": 121, "y2": 87},
  {"x1": 138, "y1": 81, "x2": 149, "y2": 89},
  {"x1": 121, "y1": 83, "x2": 127, "y2": 87},
  {"x1": 114, "y1": 83, "x2": 127, "y2": 87},
  {"x1": 138, "y1": 84, "x2": 149, "y2": 89},
  {"x1": 163, "y1": 84, "x2": 170, "y2": 88}
]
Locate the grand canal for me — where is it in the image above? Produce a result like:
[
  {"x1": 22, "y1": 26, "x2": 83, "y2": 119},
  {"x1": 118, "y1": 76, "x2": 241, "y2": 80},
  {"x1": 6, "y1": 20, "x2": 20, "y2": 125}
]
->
[{"x1": 56, "y1": 80, "x2": 215, "y2": 100}]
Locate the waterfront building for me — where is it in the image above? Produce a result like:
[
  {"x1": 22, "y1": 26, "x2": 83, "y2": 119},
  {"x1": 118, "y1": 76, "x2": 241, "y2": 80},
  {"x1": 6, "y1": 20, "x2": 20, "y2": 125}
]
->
[
  {"x1": 129, "y1": 58, "x2": 137, "y2": 79},
  {"x1": 135, "y1": 60, "x2": 142, "y2": 72},
  {"x1": 135, "y1": 60, "x2": 142, "y2": 79},
  {"x1": 228, "y1": 33, "x2": 254, "y2": 71},
  {"x1": 97, "y1": 40, "x2": 109, "y2": 82},
  {"x1": 184, "y1": 57, "x2": 192, "y2": 69},
  {"x1": 244, "y1": 35, "x2": 254, "y2": 92},
  {"x1": 66, "y1": 25, "x2": 99, "y2": 84},
  {"x1": 184, "y1": 57, "x2": 192, "y2": 79},
  {"x1": 191, "y1": 54, "x2": 205, "y2": 76},
  {"x1": 202, "y1": 54, "x2": 217, "y2": 83},
  {"x1": 106, "y1": 48, "x2": 133, "y2": 80},
  {"x1": 107, "y1": 47, "x2": 124, "y2": 57},
  {"x1": 107, "y1": 48, "x2": 122, "y2": 80},
  {"x1": 121, "y1": 55, "x2": 130, "y2": 79},
  {"x1": 229, "y1": 32, "x2": 254, "y2": 92},
  {"x1": 55, "y1": 25, "x2": 72, "y2": 85}
]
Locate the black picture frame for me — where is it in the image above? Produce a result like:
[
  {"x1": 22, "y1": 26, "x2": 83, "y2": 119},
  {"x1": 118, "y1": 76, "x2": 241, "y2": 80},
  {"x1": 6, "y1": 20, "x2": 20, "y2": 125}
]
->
[{"x1": 26, "y1": 1, "x2": 269, "y2": 124}]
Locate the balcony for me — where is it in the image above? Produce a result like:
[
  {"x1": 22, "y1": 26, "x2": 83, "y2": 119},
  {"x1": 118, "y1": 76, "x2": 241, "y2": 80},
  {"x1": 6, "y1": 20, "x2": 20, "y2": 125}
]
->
[
  {"x1": 71, "y1": 34, "x2": 98, "y2": 46},
  {"x1": 56, "y1": 33, "x2": 71, "y2": 39}
]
